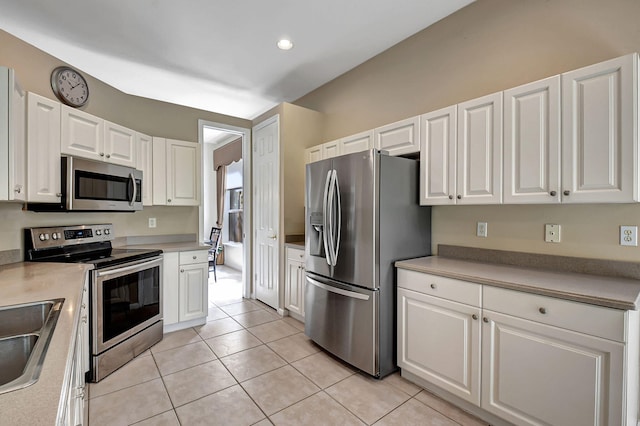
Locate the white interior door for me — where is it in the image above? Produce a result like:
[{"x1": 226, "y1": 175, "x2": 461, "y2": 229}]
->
[{"x1": 252, "y1": 116, "x2": 279, "y2": 309}]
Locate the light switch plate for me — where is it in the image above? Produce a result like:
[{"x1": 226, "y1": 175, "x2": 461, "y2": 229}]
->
[
  {"x1": 620, "y1": 226, "x2": 637, "y2": 246},
  {"x1": 545, "y1": 224, "x2": 560, "y2": 243}
]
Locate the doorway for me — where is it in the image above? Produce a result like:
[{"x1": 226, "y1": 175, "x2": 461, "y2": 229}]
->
[{"x1": 198, "y1": 119, "x2": 252, "y2": 300}]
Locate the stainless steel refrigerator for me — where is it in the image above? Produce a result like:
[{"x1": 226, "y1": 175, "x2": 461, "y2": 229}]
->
[{"x1": 304, "y1": 149, "x2": 431, "y2": 378}]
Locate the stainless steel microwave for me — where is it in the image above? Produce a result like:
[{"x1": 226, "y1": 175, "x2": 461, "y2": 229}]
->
[{"x1": 28, "y1": 156, "x2": 143, "y2": 212}]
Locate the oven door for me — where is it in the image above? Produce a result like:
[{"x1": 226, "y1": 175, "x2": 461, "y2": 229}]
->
[{"x1": 92, "y1": 257, "x2": 162, "y2": 354}]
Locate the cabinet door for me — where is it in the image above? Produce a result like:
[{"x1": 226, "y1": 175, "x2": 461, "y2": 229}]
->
[
  {"x1": 420, "y1": 106, "x2": 457, "y2": 205},
  {"x1": 305, "y1": 145, "x2": 322, "y2": 164},
  {"x1": 166, "y1": 139, "x2": 201, "y2": 206},
  {"x1": 104, "y1": 120, "x2": 136, "y2": 167},
  {"x1": 152, "y1": 137, "x2": 167, "y2": 205},
  {"x1": 398, "y1": 288, "x2": 481, "y2": 405},
  {"x1": 61, "y1": 105, "x2": 104, "y2": 161},
  {"x1": 0, "y1": 68, "x2": 26, "y2": 201},
  {"x1": 482, "y1": 310, "x2": 624, "y2": 426},
  {"x1": 179, "y1": 262, "x2": 208, "y2": 322},
  {"x1": 27, "y1": 93, "x2": 62, "y2": 203},
  {"x1": 504, "y1": 76, "x2": 561, "y2": 204},
  {"x1": 284, "y1": 257, "x2": 303, "y2": 316},
  {"x1": 322, "y1": 140, "x2": 341, "y2": 159},
  {"x1": 457, "y1": 92, "x2": 503, "y2": 204},
  {"x1": 374, "y1": 116, "x2": 420, "y2": 156},
  {"x1": 136, "y1": 132, "x2": 153, "y2": 206},
  {"x1": 340, "y1": 130, "x2": 373, "y2": 155},
  {"x1": 163, "y1": 252, "x2": 179, "y2": 325},
  {"x1": 561, "y1": 53, "x2": 636, "y2": 203}
]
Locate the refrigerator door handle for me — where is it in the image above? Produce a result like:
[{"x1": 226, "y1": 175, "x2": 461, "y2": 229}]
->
[
  {"x1": 323, "y1": 169, "x2": 333, "y2": 265},
  {"x1": 332, "y1": 170, "x2": 341, "y2": 266},
  {"x1": 307, "y1": 276, "x2": 370, "y2": 301}
]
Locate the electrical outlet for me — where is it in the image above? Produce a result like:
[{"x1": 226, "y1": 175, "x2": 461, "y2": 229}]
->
[
  {"x1": 545, "y1": 224, "x2": 561, "y2": 243},
  {"x1": 148, "y1": 218, "x2": 157, "y2": 228},
  {"x1": 620, "y1": 226, "x2": 637, "y2": 246},
  {"x1": 477, "y1": 222, "x2": 487, "y2": 238}
]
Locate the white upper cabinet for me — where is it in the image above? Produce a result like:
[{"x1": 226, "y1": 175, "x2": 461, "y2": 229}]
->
[
  {"x1": 561, "y1": 53, "x2": 637, "y2": 203},
  {"x1": 374, "y1": 116, "x2": 420, "y2": 156},
  {"x1": 27, "y1": 93, "x2": 61, "y2": 203},
  {"x1": 503, "y1": 76, "x2": 561, "y2": 204},
  {"x1": 61, "y1": 106, "x2": 103, "y2": 161},
  {"x1": 322, "y1": 139, "x2": 341, "y2": 159},
  {"x1": 420, "y1": 106, "x2": 457, "y2": 205},
  {"x1": 103, "y1": 120, "x2": 136, "y2": 167},
  {"x1": 305, "y1": 145, "x2": 322, "y2": 164},
  {"x1": 136, "y1": 132, "x2": 153, "y2": 206},
  {"x1": 165, "y1": 139, "x2": 201, "y2": 206},
  {"x1": 340, "y1": 130, "x2": 373, "y2": 155},
  {"x1": 0, "y1": 67, "x2": 26, "y2": 202},
  {"x1": 456, "y1": 92, "x2": 503, "y2": 204}
]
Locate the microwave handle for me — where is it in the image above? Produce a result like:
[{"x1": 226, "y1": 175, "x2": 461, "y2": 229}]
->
[{"x1": 129, "y1": 173, "x2": 137, "y2": 206}]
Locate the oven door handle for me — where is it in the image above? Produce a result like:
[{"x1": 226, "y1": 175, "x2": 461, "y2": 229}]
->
[
  {"x1": 96, "y1": 258, "x2": 161, "y2": 277},
  {"x1": 128, "y1": 173, "x2": 137, "y2": 206}
]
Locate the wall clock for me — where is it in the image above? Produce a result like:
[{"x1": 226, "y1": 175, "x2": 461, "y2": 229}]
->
[{"x1": 50, "y1": 66, "x2": 89, "y2": 107}]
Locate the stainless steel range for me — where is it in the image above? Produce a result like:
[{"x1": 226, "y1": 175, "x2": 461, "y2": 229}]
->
[{"x1": 24, "y1": 224, "x2": 163, "y2": 382}]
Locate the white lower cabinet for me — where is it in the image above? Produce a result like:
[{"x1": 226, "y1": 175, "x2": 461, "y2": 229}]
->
[
  {"x1": 398, "y1": 269, "x2": 637, "y2": 426},
  {"x1": 163, "y1": 250, "x2": 208, "y2": 332},
  {"x1": 284, "y1": 247, "x2": 305, "y2": 321}
]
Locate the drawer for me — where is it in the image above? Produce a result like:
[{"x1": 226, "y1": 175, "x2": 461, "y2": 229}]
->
[
  {"x1": 179, "y1": 250, "x2": 209, "y2": 265},
  {"x1": 286, "y1": 247, "x2": 305, "y2": 261},
  {"x1": 483, "y1": 286, "x2": 626, "y2": 342},
  {"x1": 397, "y1": 269, "x2": 481, "y2": 307}
]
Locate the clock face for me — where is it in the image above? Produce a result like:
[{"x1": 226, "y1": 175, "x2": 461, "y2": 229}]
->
[{"x1": 51, "y1": 67, "x2": 89, "y2": 107}]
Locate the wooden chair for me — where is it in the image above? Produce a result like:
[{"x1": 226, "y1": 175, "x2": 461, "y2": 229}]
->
[{"x1": 206, "y1": 226, "x2": 222, "y2": 282}]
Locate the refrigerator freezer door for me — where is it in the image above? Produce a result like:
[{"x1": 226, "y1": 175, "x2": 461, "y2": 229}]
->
[{"x1": 304, "y1": 273, "x2": 378, "y2": 376}]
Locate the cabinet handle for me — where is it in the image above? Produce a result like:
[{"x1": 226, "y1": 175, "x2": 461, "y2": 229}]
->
[
  {"x1": 448, "y1": 195, "x2": 453, "y2": 200},
  {"x1": 483, "y1": 317, "x2": 489, "y2": 323},
  {"x1": 563, "y1": 190, "x2": 570, "y2": 196},
  {"x1": 549, "y1": 191, "x2": 556, "y2": 196},
  {"x1": 457, "y1": 195, "x2": 462, "y2": 200},
  {"x1": 99, "y1": 152, "x2": 105, "y2": 157},
  {"x1": 472, "y1": 314, "x2": 478, "y2": 320},
  {"x1": 14, "y1": 186, "x2": 21, "y2": 194},
  {"x1": 430, "y1": 283, "x2": 436, "y2": 289},
  {"x1": 180, "y1": 269, "x2": 184, "y2": 273},
  {"x1": 538, "y1": 307, "x2": 547, "y2": 314},
  {"x1": 81, "y1": 315, "x2": 87, "y2": 324}
]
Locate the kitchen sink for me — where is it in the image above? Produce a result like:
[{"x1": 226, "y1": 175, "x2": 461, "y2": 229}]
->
[{"x1": 0, "y1": 299, "x2": 64, "y2": 394}]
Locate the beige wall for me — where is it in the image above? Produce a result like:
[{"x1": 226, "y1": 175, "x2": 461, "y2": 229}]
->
[
  {"x1": 294, "y1": 0, "x2": 640, "y2": 261},
  {"x1": 0, "y1": 29, "x2": 251, "y2": 253}
]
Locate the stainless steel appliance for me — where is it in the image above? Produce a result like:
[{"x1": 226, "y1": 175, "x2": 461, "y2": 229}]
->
[
  {"x1": 305, "y1": 149, "x2": 431, "y2": 378},
  {"x1": 24, "y1": 224, "x2": 163, "y2": 382},
  {"x1": 27, "y1": 156, "x2": 143, "y2": 212}
]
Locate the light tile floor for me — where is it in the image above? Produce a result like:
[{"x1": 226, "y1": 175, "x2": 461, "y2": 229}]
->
[{"x1": 88, "y1": 266, "x2": 488, "y2": 425}]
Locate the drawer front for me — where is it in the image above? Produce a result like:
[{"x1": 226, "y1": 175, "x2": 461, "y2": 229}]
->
[
  {"x1": 483, "y1": 286, "x2": 626, "y2": 342},
  {"x1": 397, "y1": 269, "x2": 481, "y2": 307},
  {"x1": 286, "y1": 247, "x2": 305, "y2": 262},
  {"x1": 179, "y1": 250, "x2": 208, "y2": 265}
]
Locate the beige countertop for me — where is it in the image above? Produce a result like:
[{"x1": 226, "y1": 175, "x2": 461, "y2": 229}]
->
[
  {"x1": 285, "y1": 242, "x2": 305, "y2": 250},
  {"x1": 123, "y1": 241, "x2": 210, "y2": 252},
  {"x1": 396, "y1": 256, "x2": 640, "y2": 310},
  {"x1": 0, "y1": 262, "x2": 90, "y2": 425}
]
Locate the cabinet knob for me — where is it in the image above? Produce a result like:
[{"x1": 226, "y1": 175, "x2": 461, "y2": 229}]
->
[
  {"x1": 193, "y1": 255, "x2": 197, "y2": 260},
  {"x1": 81, "y1": 315, "x2": 87, "y2": 324},
  {"x1": 14, "y1": 186, "x2": 21, "y2": 193},
  {"x1": 472, "y1": 314, "x2": 478, "y2": 320},
  {"x1": 483, "y1": 317, "x2": 489, "y2": 323},
  {"x1": 563, "y1": 190, "x2": 570, "y2": 196},
  {"x1": 549, "y1": 190, "x2": 557, "y2": 196},
  {"x1": 56, "y1": 192, "x2": 62, "y2": 197},
  {"x1": 99, "y1": 152, "x2": 105, "y2": 157},
  {"x1": 457, "y1": 195, "x2": 462, "y2": 200},
  {"x1": 81, "y1": 303, "x2": 86, "y2": 309},
  {"x1": 448, "y1": 195, "x2": 453, "y2": 200},
  {"x1": 430, "y1": 283, "x2": 436, "y2": 289},
  {"x1": 167, "y1": 199, "x2": 172, "y2": 203},
  {"x1": 538, "y1": 307, "x2": 547, "y2": 314},
  {"x1": 180, "y1": 269, "x2": 184, "y2": 273},
  {"x1": 106, "y1": 154, "x2": 111, "y2": 158}
]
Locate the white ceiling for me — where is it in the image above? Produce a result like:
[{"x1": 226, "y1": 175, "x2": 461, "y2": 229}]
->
[{"x1": 0, "y1": 0, "x2": 473, "y2": 119}]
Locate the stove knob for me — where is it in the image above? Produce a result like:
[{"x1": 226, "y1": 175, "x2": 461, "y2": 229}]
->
[
  {"x1": 39, "y1": 233, "x2": 46, "y2": 241},
  {"x1": 96, "y1": 230, "x2": 102, "y2": 236},
  {"x1": 51, "y1": 233, "x2": 59, "y2": 240},
  {"x1": 104, "y1": 228, "x2": 111, "y2": 235}
]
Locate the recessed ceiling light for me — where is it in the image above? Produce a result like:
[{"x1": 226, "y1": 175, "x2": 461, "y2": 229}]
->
[{"x1": 277, "y1": 39, "x2": 294, "y2": 51}]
